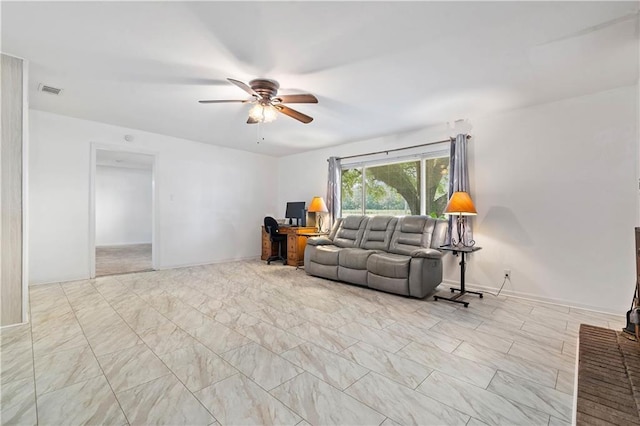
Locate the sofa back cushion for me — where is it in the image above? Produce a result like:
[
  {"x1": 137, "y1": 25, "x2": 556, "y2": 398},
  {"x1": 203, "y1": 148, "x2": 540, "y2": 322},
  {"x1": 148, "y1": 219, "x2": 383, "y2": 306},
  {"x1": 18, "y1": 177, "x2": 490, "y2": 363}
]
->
[
  {"x1": 360, "y1": 216, "x2": 398, "y2": 251},
  {"x1": 428, "y1": 219, "x2": 449, "y2": 249},
  {"x1": 328, "y1": 218, "x2": 343, "y2": 241},
  {"x1": 333, "y1": 216, "x2": 368, "y2": 248},
  {"x1": 388, "y1": 216, "x2": 447, "y2": 255}
]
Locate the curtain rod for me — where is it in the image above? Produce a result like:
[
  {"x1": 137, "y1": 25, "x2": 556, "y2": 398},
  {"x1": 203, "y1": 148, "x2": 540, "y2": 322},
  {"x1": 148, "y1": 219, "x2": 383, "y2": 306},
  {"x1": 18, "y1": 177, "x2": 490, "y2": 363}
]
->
[{"x1": 329, "y1": 135, "x2": 471, "y2": 162}]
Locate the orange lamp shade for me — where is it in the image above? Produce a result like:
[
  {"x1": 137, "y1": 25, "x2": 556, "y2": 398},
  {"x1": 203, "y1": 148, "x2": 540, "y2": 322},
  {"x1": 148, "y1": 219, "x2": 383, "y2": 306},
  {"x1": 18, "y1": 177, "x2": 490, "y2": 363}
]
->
[
  {"x1": 444, "y1": 191, "x2": 477, "y2": 216},
  {"x1": 308, "y1": 196, "x2": 328, "y2": 213}
]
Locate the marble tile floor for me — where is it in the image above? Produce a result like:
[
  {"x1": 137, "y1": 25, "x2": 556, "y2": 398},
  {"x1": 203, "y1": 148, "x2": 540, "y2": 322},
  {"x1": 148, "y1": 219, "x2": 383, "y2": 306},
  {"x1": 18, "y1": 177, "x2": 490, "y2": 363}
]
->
[
  {"x1": 95, "y1": 243, "x2": 152, "y2": 277},
  {"x1": 0, "y1": 259, "x2": 627, "y2": 425}
]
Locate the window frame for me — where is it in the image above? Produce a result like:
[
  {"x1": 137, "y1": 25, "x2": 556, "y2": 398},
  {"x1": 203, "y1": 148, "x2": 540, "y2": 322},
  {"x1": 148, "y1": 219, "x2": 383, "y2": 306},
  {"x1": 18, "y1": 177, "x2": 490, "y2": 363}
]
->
[{"x1": 340, "y1": 145, "x2": 449, "y2": 217}]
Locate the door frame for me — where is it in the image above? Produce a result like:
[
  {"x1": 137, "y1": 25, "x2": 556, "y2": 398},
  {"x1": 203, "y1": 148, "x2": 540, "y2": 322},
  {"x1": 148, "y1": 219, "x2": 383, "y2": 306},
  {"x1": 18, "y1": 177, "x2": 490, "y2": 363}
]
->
[
  {"x1": 21, "y1": 57, "x2": 30, "y2": 323},
  {"x1": 89, "y1": 143, "x2": 159, "y2": 279}
]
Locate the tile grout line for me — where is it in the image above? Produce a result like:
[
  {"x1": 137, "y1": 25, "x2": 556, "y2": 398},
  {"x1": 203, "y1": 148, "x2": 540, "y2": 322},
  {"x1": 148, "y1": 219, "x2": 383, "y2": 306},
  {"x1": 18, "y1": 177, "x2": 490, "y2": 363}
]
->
[
  {"x1": 21, "y1": 259, "x2": 616, "y2": 425},
  {"x1": 27, "y1": 289, "x2": 40, "y2": 426},
  {"x1": 484, "y1": 369, "x2": 570, "y2": 423},
  {"x1": 263, "y1": 372, "x2": 310, "y2": 422},
  {"x1": 59, "y1": 281, "x2": 132, "y2": 425},
  {"x1": 130, "y1": 276, "x2": 303, "y2": 422},
  {"x1": 343, "y1": 370, "x2": 448, "y2": 425},
  {"x1": 100, "y1": 275, "x2": 222, "y2": 424}
]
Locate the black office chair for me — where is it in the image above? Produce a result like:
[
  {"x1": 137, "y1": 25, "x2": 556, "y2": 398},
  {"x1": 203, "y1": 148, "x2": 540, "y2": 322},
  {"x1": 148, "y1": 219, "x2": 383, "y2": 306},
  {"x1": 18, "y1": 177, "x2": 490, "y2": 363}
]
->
[{"x1": 264, "y1": 216, "x2": 287, "y2": 265}]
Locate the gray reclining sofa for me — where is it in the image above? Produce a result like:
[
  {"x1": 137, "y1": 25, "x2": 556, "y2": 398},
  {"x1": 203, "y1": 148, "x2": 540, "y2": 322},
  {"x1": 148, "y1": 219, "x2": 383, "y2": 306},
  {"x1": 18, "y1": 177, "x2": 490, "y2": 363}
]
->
[{"x1": 304, "y1": 215, "x2": 448, "y2": 298}]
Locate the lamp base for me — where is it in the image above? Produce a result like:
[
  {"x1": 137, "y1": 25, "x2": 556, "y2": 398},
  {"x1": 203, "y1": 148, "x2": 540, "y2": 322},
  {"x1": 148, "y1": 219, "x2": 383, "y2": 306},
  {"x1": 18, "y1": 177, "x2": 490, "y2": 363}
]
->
[{"x1": 452, "y1": 215, "x2": 475, "y2": 248}]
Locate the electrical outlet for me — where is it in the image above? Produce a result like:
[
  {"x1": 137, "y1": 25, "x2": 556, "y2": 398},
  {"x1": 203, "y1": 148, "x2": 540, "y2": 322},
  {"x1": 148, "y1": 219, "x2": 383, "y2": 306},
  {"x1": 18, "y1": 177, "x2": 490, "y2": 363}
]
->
[{"x1": 504, "y1": 269, "x2": 511, "y2": 279}]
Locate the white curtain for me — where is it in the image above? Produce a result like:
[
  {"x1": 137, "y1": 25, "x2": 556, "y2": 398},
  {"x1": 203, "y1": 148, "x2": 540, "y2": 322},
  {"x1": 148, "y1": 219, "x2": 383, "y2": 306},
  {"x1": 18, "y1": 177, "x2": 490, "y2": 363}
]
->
[
  {"x1": 447, "y1": 134, "x2": 473, "y2": 244},
  {"x1": 326, "y1": 156, "x2": 341, "y2": 226}
]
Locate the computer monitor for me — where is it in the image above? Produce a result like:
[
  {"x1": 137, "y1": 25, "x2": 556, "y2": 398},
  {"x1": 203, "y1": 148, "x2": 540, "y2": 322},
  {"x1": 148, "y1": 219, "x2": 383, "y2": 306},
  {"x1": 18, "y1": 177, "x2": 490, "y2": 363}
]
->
[{"x1": 285, "y1": 201, "x2": 306, "y2": 226}]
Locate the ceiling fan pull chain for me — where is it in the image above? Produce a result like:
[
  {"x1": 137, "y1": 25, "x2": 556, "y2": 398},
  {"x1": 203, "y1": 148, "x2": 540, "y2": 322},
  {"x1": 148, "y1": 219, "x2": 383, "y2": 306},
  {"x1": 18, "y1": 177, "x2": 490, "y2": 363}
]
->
[{"x1": 257, "y1": 122, "x2": 266, "y2": 144}]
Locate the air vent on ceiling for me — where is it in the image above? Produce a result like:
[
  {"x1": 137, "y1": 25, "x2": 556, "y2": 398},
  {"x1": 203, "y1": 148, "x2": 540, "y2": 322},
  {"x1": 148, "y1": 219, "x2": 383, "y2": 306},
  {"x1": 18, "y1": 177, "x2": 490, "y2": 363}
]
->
[{"x1": 38, "y1": 84, "x2": 63, "y2": 95}]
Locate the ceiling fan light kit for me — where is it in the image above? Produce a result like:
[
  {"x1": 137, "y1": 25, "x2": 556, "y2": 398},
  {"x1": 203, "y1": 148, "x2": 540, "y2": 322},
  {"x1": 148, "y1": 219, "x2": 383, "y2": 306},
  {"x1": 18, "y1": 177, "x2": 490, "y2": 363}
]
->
[
  {"x1": 249, "y1": 103, "x2": 278, "y2": 123},
  {"x1": 199, "y1": 78, "x2": 317, "y2": 124}
]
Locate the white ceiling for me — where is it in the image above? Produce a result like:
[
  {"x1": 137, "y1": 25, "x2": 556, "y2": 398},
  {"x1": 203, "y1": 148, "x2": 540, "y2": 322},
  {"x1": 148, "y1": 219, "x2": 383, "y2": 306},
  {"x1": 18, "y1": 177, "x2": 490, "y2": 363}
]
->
[{"x1": 2, "y1": 1, "x2": 638, "y2": 157}]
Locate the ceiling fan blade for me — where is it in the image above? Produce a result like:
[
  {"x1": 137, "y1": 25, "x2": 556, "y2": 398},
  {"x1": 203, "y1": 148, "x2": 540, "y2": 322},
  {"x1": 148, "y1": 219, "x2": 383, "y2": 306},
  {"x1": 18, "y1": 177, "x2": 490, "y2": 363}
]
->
[
  {"x1": 275, "y1": 94, "x2": 318, "y2": 104},
  {"x1": 227, "y1": 78, "x2": 260, "y2": 98},
  {"x1": 198, "y1": 99, "x2": 251, "y2": 103},
  {"x1": 246, "y1": 116, "x2": 259, "y2": 124},
  {"x1": 275, "y1": 105, "x2": 313, "y2": 124}
]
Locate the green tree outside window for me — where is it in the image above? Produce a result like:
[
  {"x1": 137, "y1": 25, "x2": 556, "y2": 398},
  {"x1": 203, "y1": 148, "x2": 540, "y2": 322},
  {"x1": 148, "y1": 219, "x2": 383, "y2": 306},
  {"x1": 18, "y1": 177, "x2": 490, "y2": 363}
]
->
[{"x1": 341, "y1": 156, "x2": 449, "y2": 217}]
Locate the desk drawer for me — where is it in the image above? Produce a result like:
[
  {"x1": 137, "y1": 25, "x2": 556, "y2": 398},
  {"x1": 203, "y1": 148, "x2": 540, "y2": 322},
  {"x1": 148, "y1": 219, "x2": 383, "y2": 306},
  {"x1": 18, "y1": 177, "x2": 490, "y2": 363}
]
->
[{"x1": 288, "y1": 239, "x2": 297, "y2": 254}]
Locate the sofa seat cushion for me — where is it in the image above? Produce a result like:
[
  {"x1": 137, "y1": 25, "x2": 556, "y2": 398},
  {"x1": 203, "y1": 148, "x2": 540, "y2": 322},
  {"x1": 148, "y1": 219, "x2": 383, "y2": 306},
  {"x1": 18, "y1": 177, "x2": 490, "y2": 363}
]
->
[
  {"x1": 367, "y1": 272, "x2": 409, "y2": 295},
  {"x1": 308, "y1": 244, "x2": 342, "y2": 266},
  {"x1": 338, "y1": 266, "x2": 368, "y2": 286},
  {"x1": 367, "y1": 252, "x2": 410, "y2": 279},
  {"x1": 338, "y1": 248, "x2": 377, "y2": 270}
]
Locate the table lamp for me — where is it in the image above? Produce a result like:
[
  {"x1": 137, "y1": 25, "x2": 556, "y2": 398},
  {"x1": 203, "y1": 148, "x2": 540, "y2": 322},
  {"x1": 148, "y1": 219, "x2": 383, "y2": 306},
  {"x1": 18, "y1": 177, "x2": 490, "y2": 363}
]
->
[
  {"x1": 308, "y1": 196, "x2": 328, "y2": 232},
  {"x1": 443, "y1": 191, "x2": 477, "y2": 247}
]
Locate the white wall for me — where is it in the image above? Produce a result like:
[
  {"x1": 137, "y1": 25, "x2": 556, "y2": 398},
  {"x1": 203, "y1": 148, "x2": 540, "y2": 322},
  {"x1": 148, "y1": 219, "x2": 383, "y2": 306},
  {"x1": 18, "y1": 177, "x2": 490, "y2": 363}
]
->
[
  {"x1": 277, "y1": 85, "x2": 639, "y2": 313},
  {"x1": 95, "y1": 165, "x2": 152, "y2": 246},
  {"x1": 29, "y1": 110, "x2": 278, "y2": 284}
]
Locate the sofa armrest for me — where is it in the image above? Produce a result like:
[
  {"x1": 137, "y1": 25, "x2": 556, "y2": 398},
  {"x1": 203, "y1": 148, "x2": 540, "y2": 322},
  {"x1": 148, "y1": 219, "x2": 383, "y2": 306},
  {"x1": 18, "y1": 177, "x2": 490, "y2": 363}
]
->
[
  {"x1": 307, "y1": 237, "x2": 334, "y2": 246},
  {"x1": 410, "y1": 248, "x2": 443, "y2": 259}
]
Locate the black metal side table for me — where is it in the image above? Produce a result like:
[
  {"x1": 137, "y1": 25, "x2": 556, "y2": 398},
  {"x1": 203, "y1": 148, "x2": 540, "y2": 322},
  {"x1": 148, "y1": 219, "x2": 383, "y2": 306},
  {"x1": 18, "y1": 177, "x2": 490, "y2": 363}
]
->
[{"x1": 434, "y1": 245, "x2": 482, "y2": 308}]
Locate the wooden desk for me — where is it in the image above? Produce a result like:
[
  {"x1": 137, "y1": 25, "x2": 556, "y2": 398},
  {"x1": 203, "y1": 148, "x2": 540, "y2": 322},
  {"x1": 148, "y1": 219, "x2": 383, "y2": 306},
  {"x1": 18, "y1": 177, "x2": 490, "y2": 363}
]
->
[
  {"x1": 288, "y1": 231, "x2": 328, "y2": 267},
  {"x1": 261, "y1": 226, "x2": 317, "y2": 266}
]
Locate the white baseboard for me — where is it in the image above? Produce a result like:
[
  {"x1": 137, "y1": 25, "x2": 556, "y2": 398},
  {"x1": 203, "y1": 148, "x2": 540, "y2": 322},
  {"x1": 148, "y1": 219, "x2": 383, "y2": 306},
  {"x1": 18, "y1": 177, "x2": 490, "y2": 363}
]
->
[
  {"x1": 0, "y1": 321, "x2": 29, "y2": 330},
  {"x1": 96, "y1": 242, "x2": 152, "y2": 248},
  {"x1": 440, "y1": 279, "x2": 622, "y2": 316},
  {"x1": 29, "y1": 256, "x2": 262, "y2": 286},
  {"x1": 30, "y1": 274, "x2": 91, "y2": 286},
  {"x1": 154, "y1": 255, "x2": 261, "y2": 271}
]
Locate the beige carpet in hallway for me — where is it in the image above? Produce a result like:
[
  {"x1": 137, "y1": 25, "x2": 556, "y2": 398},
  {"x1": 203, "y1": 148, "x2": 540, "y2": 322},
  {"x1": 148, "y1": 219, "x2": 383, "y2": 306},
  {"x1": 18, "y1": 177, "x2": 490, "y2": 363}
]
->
[{"x1": 95, "y1": 243, "x2": 152, "y2": 277}]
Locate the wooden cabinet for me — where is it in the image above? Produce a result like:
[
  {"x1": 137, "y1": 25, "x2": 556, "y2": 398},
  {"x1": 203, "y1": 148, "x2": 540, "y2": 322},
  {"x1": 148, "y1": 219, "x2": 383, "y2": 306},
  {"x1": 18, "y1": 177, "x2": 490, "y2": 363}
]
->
[
  {"x1": 261, "y1": 227, "x2": 277, "y2": 260},
  {"x1": 261, "y1": 226, "x2": 317, "y2": 266},
  {"x1": 286, "y1": 232, "x2": 308, "y2": 267}
]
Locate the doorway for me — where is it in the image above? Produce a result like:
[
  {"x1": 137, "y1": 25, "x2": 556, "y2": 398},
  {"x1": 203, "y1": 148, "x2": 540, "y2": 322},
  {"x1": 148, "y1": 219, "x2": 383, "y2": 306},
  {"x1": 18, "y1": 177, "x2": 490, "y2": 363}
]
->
[{"x1": 90, "y1": 147, "x2": 157, "y2": 277}]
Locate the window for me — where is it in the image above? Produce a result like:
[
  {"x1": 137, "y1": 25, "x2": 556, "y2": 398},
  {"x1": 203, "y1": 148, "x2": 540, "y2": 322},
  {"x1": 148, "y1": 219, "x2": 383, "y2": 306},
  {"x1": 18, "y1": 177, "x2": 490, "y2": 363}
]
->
[
  {"x1": 341, "y1": 153, "x2": 449, "y2": 218},
  {"x1": 341, "y1": 166, "x2": 363, "y2": 216}
]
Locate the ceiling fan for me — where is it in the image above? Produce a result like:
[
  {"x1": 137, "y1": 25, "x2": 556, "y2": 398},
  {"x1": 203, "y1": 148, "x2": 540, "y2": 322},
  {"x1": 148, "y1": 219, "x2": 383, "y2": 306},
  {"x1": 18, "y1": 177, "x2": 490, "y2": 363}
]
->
[{"x1": 199, "y1": 78, "x2": 318, "y2": 124}]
